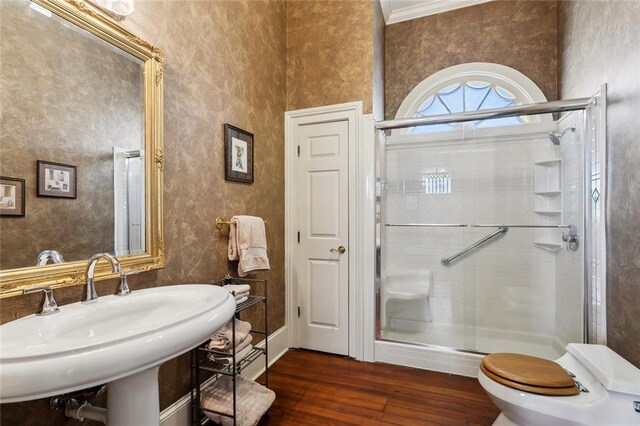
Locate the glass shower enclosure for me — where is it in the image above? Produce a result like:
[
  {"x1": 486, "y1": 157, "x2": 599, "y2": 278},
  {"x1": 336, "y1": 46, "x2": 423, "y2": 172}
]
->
[{"x1": 376, "y1": 98, "x2": 601, "y2": 360}]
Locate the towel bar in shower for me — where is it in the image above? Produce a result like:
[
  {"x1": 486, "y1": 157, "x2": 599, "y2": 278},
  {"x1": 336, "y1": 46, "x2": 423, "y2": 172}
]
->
[
  {"x1": 441, "y1": 227, "x2": 508, "y2": 266},
  {"x1": 215, "y1": 216, "x2": 267, "y2": 230}
]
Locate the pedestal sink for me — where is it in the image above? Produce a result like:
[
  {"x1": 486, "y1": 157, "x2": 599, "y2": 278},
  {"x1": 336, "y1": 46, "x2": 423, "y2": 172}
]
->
[{"x1": 0, "y1": 284, "x2": 235, "y2": 425}]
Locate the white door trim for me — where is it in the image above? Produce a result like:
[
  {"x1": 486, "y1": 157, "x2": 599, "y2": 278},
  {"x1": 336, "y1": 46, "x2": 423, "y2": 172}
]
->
[
  {"x1": 360, "y1": 114, "x2": 376, "y2": 362},
  {"x1": 285, "y1": 101, "x2": 364, "y2": 359}
]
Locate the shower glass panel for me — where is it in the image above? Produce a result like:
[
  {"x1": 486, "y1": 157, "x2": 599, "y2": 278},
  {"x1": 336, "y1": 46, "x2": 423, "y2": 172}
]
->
[{"x1": 378, "y1": 112, "x2": 585, "y2": 359}]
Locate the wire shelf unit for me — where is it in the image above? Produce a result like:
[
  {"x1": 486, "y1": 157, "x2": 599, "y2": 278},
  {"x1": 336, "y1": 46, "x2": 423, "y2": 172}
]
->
[{"x1": 190, "y1": 276, "x2": 269, "y2": 426}]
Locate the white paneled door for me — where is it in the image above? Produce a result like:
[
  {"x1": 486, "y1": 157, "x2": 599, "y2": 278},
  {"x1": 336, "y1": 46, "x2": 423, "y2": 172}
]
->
[{"x1": 297, "y1": 120, "x2": 350, "y2": 355}]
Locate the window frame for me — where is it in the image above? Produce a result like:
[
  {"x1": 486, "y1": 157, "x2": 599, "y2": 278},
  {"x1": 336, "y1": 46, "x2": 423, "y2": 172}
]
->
[{"x1": 395, "y1": 63, "x2": 550, "y2": 133}]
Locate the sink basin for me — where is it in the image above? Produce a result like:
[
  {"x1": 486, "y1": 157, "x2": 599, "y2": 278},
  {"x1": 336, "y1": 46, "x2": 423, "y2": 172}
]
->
[{"x1": 0, "y1": 284, "x2": 235, "y2": 407}]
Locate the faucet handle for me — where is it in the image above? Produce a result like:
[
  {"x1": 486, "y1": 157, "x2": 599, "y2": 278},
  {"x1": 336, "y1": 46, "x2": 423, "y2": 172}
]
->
[
  {"x1": 116, "y1": 270, "x2": 138, "y2": 296},
  {"x1": 23, "y1": 286, "x2": 60, "y2": 316}
]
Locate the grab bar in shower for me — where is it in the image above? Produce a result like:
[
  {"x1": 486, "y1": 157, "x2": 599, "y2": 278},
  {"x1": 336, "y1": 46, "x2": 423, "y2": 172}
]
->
[{"x1": 440, "y1": 227, "x2": 508, "y2": 266}]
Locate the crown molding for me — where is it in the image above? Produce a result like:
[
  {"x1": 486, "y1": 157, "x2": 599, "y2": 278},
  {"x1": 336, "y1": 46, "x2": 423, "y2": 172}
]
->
[
  {"x1": 380, "y1": 0, "x2": 393, "y2": 23},
  {"x1": 382, "y1": 0, "x2": 494, "y2": 25}
]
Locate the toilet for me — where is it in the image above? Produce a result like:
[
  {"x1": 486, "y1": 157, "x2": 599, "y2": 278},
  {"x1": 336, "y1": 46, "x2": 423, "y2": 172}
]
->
[{"x1": 478, "y1": 343, "x2": 640, "y2": 426}]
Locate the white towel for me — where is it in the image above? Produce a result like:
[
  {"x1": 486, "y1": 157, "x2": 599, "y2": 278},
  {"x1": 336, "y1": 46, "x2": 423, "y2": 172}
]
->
[
  {"x1": 223, "y1": 284, "x2": 250, "y2": 295},
  {"x1": 201, "y1": 375, "x2": 275, "y2": 426},
  {"x1": 234, "y1": 291, "x2": 249, "y2": 300},
  {"x1": 235, "y1": 334, "x2": 253, "y2": 352},
  {"x1": 208, "y1": 343, "x2": 253, "y2": 365},
  {"x1": 208, "y1": 333, "x2": 253, "y2": 357},
  {"x1": 228, "y1": 215, "x2": 270, "y2": 277},
  {"x1": 208, "y1": 319, "x2": 252, "y2": 350},
  {"x1": 236, "y1": 296, "x2": 248, "y2": 304}
]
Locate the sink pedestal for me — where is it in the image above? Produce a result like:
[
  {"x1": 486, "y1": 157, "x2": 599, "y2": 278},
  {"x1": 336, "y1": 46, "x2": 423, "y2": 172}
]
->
[{"x1": 107, "y1": 366, "x2": 160, "y2": 425}]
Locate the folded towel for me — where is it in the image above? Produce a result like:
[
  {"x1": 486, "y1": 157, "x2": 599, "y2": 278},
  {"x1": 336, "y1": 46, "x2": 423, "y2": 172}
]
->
[
  {"x1": 201, "y1": 375, "x2": 275, "y2": 426},
  {"x1": 228, "y1": 215, "x2": 270, "y2": 277},
  {"x1": 208, "y1": 333, "x2": 253, "y2": 359},
  {"x1": 236, "y1": 296, "x2": 248, "y2": 304},
  {"x1": 208, "y1": 319, "x2": 252, "y2": 350},
  {"x1": 233, "y1": 292, "x2": 250, "y2": 301},
  {"x1": 208, "y1": 343, "x2": 253, "y2": 365},
  {"x1": 235, "y1": 334, "x2": 253, "y2": 352},
  {"x1": 223, "y1": 284, "x2": 250, "y2": 295}
]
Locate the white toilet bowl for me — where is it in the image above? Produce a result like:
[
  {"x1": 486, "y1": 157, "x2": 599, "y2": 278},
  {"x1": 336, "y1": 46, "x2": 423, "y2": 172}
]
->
[{"x1": 479, "y1": 343, "x2": 640, "y2": 426}]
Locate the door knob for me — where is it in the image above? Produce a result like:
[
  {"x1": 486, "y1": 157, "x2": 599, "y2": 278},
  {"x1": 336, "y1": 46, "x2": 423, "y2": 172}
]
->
[{"x1": 330, "y1": 246, "x2": 346, "y2": 254}]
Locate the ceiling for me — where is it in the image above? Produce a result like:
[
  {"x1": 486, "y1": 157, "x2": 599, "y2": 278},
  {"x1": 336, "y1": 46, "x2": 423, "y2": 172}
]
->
[{"x1": 380, "y1": 0, "x2": 494, "y2": 25}]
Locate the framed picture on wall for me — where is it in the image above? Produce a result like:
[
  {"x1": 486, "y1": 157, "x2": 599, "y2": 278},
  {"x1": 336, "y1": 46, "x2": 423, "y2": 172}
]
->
[
  {"x1": 224, "y1": 124, "x2": 254, "y2": 184},
  {"x1": 0, "y1": 176, "x2": 25, "y2": 217},
  {"x1": 37, "y1": 160, "x2": 77, "y2": 199}
]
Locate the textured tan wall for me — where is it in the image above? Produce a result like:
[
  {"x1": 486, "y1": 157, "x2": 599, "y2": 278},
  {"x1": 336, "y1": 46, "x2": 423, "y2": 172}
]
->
[
  {"x1": 559, "y1": 0, "x2": 640, "y2": 368},
  {"x1": 286, "y1": 0, "x2": 374, "y2": 112},
  {"x1": 385, "y1": 0, "x2": 558, "y2": 119},
  {"x1": 0, "y1": 0, "x2": 286, "y2": 423},
  {"x1": 0, "y1": 1, "x2": 143, "y2": 269},
  {"x1": 372, "y1": 0, "x2": 385, "y2": 121}
]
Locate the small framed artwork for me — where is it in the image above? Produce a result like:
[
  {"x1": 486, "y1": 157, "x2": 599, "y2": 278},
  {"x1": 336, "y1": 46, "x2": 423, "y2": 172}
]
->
[
  {"x1": 37, "y1": 160, "x2": 77, "y2": 199},
  {"x1": 0, "y1": 176, "x2": 25, "y2": 217},
  {"x1": 224, "y1": 124, "x2": 254, "y2": 184}
]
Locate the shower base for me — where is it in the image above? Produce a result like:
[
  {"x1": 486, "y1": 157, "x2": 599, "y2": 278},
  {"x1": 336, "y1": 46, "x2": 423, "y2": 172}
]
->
[{"x1": 380, "y1": 324, "x2": 565, "y2": 360}]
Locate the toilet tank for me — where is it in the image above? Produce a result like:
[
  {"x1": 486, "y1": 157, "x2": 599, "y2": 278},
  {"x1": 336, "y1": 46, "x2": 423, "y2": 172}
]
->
[{"x1": 566, "y1": 343, "x2": 640, "y2": 395}]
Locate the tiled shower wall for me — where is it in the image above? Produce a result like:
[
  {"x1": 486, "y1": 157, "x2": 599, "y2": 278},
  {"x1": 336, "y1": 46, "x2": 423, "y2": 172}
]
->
[{"x1": 382, "y1": 127, "x2": 577, "y2": 344}]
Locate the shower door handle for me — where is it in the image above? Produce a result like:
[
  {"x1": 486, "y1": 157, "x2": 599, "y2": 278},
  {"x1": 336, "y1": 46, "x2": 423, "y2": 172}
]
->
[{"x1": 330, "y1": 246, "x2": 346, "y2": 254}]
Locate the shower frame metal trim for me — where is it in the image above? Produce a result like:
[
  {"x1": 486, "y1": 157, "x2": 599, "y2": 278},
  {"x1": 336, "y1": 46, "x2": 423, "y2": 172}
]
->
[
  {"x1": 376, "y1": 97, "x2": 593, "y2": 131},
  {"x1": 385, "y1": 223, "x2": 574, "y2": 229}
]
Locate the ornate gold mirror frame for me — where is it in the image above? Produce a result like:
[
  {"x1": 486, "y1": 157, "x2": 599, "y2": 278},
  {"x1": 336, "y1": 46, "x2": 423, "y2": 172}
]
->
[{"x1": 0, "y1": 0, "x2": 164, "y2": 298}]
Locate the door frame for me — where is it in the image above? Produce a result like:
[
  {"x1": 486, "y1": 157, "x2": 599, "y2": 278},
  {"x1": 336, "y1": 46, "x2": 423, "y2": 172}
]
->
[{"x1": 285, "y1": 101, "x2": 366, "y2": 359}]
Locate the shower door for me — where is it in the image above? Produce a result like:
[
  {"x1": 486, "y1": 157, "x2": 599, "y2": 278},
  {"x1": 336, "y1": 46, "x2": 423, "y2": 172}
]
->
[{"x1": 378, "y1": 113, "x2": 585, "y2": 359}]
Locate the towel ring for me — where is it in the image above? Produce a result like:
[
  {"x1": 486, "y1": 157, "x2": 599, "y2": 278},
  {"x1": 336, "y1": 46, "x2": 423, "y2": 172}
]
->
[{"x1": 215, "y1": 217, "x2": 267, "y2": 230}]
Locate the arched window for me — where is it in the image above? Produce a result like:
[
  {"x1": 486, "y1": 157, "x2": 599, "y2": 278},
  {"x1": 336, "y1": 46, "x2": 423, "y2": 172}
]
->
[{"x1": 395, "y1": 63, "x2": 549, "y2": 134}]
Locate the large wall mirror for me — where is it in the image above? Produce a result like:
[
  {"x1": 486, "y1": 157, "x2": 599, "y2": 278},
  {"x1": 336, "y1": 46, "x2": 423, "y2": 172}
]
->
[{"x1": 0, "y1": 0, "x2": 164, "y2": 297}]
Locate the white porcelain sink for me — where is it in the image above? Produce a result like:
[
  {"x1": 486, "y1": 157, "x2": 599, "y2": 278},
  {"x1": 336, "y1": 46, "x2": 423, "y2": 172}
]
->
[{"x1": 0, "y1": 284, "x2": 235, "y2": 424}]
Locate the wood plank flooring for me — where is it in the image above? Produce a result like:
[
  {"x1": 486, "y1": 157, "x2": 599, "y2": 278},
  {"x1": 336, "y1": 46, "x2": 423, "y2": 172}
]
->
[{"x1": 257, "y1": 349, "x2": 500, "y2": 425}]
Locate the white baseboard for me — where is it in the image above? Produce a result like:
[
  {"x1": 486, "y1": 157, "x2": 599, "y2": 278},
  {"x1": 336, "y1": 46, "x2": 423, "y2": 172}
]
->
[
  {"x1": 241, "y1": 325, "x2": 289, "y2": 381},
  {"x1": 374, "y1": 340, "x2": 482, "y2": 378},
  {"x1": 159, "y1": 326, "x2": 289, "y2": 426}
]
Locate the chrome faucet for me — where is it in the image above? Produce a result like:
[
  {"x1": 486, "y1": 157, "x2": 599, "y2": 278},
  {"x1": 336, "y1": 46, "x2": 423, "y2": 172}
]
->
[
  {"x1": 36, "y1": 250, "x2": 64, "y2": 266},
  {"x1": 84, "y1": 253, "x2": 121, "y2": 303},
  {"x1": 23, "y1": 286, "x2": 60, "y2": 315},
  {"x1": 116, "y1": 270, "x2": 138, "y2": 296}
]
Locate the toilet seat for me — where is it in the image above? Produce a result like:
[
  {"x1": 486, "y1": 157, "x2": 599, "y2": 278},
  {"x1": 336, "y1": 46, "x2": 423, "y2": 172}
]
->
[{"x1": 481, "y1": 353, "x2": 579, "y2": 396}]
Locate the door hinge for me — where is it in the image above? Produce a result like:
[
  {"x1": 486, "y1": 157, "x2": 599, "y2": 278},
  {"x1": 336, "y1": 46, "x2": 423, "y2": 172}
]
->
[
  {"x1": 297, "y1": 231, "x2": 300, "y2": 243},
  {"x1": 297, "y1": 145, "x2": 300, "y2": 157},
  {"x1": 297, "y1": 306, "x2": 301, "y2": 318}
]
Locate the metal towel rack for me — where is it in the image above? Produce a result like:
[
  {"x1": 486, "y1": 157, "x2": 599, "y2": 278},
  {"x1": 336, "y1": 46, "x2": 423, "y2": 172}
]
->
[
  {"x1": 215, "y1": 217, "x2": 267, "y2": 230},
  {"x1": 441, "y1": 227, "x2": 508, "y2": 266}
]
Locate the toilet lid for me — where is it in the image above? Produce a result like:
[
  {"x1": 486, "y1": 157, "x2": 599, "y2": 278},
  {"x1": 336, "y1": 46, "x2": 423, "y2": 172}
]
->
[{"x1": 481, "y1": 353, "x2": 579, "y2": 396}]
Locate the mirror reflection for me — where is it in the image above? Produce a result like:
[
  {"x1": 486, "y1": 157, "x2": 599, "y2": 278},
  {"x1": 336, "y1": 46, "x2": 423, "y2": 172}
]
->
[{"x1": 0, "y1": 0, "x2": 145, "y2": 270}]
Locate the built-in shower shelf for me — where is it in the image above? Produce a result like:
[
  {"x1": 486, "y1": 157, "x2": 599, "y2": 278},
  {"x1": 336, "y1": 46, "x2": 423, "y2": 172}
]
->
[
  {"x1": 534, "y1": 210, "x2": 562, "y2": 215},
  {"x1": 534, "y1": 241, "x2": 563, "y2": 252},
  {"x1": 533, "y1": 157, "x2": 563, "y2": 252},
  {"x1": 534, "y1": 158, "x2": 562, "y2": 194}
]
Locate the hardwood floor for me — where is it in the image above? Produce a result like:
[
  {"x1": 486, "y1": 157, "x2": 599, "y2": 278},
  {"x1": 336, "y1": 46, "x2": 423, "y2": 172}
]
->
[{"x1": 257, "y1": 349, "x2": 500, "y2": 426}]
